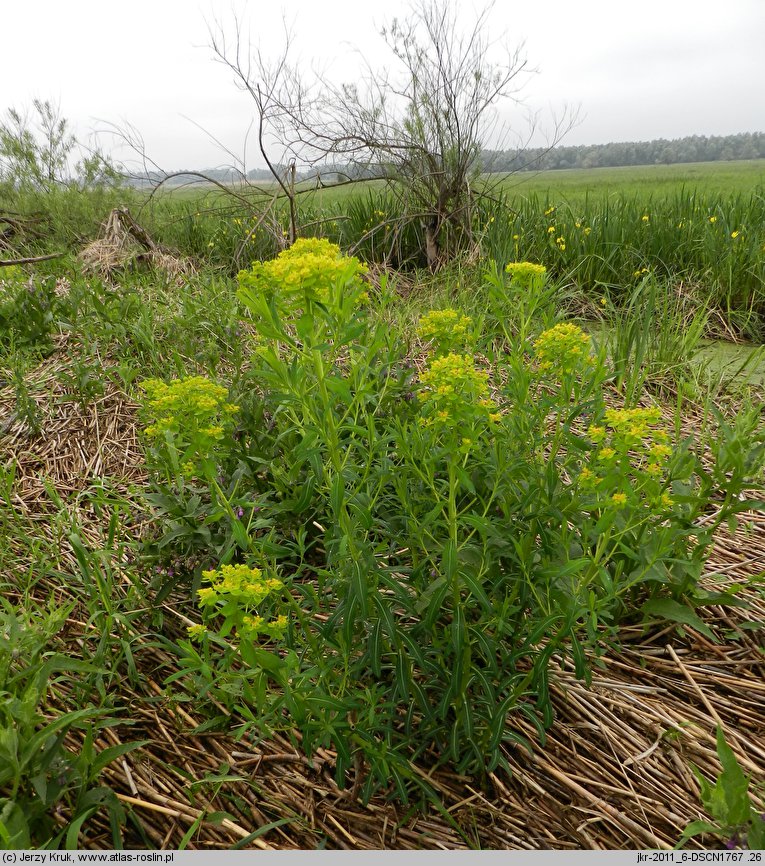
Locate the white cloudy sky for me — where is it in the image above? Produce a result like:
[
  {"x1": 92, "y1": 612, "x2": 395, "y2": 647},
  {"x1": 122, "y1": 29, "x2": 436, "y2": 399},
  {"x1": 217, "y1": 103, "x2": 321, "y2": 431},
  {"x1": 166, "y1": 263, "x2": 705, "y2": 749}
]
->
[{"x1": 2, "y1": 0, "x2": 763, "y2": 170}]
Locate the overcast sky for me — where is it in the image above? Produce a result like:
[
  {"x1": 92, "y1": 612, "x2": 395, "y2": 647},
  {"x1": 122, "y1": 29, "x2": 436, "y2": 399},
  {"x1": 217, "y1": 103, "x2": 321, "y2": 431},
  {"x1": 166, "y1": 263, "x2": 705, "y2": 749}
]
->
[{"x1": 3, "y1": 0, "x2": 763, "y2": 170}]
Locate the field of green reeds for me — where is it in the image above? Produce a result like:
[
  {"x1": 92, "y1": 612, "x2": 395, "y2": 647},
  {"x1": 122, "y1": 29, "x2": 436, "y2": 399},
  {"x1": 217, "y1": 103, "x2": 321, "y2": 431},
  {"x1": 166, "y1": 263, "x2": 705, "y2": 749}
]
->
[{"x1": 122, "y1": 159, "x2": 765, "y2": 337}]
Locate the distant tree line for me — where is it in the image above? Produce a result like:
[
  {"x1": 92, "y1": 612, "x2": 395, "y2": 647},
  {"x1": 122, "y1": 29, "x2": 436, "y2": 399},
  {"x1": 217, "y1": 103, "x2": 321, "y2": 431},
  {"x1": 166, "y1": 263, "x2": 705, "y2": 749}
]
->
[
  {"x1": 482, "y1": 131, "x2": 765, "y2": 173},
  {"x1": 124, "y1": 131, "x2": 765, "y2": 188}
]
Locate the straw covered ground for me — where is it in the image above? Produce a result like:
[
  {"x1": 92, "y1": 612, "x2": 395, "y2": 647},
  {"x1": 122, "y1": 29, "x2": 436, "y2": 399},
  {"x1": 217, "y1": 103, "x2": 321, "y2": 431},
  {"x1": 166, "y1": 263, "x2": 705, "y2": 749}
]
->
[{"x1": 1, "y1": 336, "x2": 763, "y2": 851}]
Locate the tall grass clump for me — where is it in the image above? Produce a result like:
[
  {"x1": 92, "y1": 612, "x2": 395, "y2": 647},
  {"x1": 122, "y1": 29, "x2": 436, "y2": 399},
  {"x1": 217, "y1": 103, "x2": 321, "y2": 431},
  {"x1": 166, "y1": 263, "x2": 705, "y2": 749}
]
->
[
  {"x1": 605, "y1": 272, "x2": 711, "y2": 401},
  {"x1": 481, "y1": 189, "x2": 765, "y2": 337}
]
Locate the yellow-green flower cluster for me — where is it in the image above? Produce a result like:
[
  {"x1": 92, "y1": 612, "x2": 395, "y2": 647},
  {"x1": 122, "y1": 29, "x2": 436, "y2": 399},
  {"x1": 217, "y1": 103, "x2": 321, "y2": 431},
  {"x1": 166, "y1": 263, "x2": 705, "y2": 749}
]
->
[
  {"x1": 0, "y1": 264, "x2": 23, "y2": 284},
  {"x1": 602, "y1": 407, "x2": 665, "y2": 447},
  {"x1": 142, "y1": 376, "x2": 236, "y2": 437},
  {"x1": 141, "y1": 376, "x2": 237, "y2": 476},
  {"x1": 533, "y1": 323, "x2": 594, "y2": 376},
  {"x1": 417, "y1": 308, "x2": 473, "y2": 354},
  {"x1": 505, "y1": 261, "x2": 547, "y2": 290},
  {"x1": 580, "y1": 406, "x2": 675, "y2": 510},
  {"x1": 193, "y1": 563, "x2": 287, "y2": 641},
  {"x1": 199, "y1": 563, "x2": 283, "y2": 605},
  {"x1": 418, "y1": 353, "x2": 500, "y2": 439},
  {"x1": 238, "y1": 238, "x2": 367, "y2": 310}
]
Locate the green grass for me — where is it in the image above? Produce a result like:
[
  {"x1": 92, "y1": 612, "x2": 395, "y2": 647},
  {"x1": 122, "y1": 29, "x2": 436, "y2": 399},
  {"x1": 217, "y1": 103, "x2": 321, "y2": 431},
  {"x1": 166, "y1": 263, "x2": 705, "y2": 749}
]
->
[
  {"x1": 490, "y1": 159, "x2": 765, "y2": 204},
  {"x1": 121, "y1": 162, "x2": 765, "y2": 339},
  {"x1": 156, "y1": 159, "x2": 765, "y2": 207}
]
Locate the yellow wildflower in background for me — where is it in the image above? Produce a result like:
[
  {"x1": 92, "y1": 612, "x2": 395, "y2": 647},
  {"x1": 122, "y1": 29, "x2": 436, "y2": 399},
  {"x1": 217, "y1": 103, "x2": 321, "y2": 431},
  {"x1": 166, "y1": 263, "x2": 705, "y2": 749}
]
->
[
  {"x1": 200, "y1": 563, "x2": 283, "y2": 605},
  {"x1": 604, "y1": 406, "x2": 662, "y2": 443},
  {"x1": 197, "y1": 587, "x2": 217, "y2": 605},
  {"x1": 582, "y1": 404, "x2": 676, "y2": 514},
  {"x1": 196, "y1": 562, "x2": 288, "y2": 642}
]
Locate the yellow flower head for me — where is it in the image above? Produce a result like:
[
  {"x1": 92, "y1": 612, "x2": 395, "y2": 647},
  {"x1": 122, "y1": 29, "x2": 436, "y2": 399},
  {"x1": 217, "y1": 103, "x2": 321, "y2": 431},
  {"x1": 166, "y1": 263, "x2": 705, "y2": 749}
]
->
[
  {"x1": 238, "y1": 238, "x2": 367, "y2": 311},
  {"x1": 417, "y1": 309, "x2": 473, "y2": 351},
  {"x1": 242, "y1": 614, "x2": 264, "y2": 632},
  {"x1": 533, "y1": 323, "x2": 594, "y2": 376},
  {"x1": 604, "y1": 406, "x2": 662, "y2": 441},
  {"x1": 650, "y1": 443, "x2": 672, "y2": 461},
  {"x1": 418, "y1": 353, "x2": 496, "y2": 433},
  {"x1": 140, "y1": 376, "x2": 236, "y2": 466},
  {"x1": 505, "y1": 262, "x2": 547, "y2": 290},
  {"x1": 611, "y1": 492, "x2": 627, "y2": 507},
  {"x1": 197, "y1": 587, "x2": 218, "y2": 605}
]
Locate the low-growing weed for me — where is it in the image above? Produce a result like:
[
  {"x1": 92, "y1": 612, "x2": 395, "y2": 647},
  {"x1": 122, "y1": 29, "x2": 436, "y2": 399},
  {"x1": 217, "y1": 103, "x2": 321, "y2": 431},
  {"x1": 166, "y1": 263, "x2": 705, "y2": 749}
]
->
[
  {"x1": 0, "y1": 270, "x2": 58, "y2": 355},
  {"x1": 677, "y1": 728, "x2": 765, "y2": 850},
  {"x1": 0, "y1": 599, "x2": 140, "y2": 848}
]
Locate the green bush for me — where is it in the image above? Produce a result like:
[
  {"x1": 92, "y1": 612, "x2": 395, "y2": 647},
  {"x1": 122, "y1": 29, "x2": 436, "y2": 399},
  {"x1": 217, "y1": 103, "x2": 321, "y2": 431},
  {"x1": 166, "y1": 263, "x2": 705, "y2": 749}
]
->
[{"x1": 140, "y1": 247, "x2": 765, "y2": 803}]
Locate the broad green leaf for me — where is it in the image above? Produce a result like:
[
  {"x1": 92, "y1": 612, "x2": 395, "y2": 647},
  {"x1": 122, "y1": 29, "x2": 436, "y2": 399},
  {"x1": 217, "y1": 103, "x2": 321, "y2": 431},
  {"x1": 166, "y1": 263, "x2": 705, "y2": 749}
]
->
[{"x1": 641, "y1": 598, "x2": 716, "y2": 641}]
